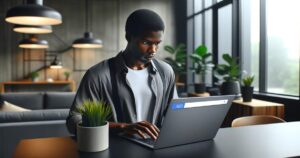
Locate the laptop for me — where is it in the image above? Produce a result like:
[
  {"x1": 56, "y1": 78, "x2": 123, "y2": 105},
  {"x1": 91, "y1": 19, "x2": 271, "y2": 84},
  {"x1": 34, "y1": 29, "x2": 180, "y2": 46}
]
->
[{"x1": 120, "y1": 95, "x2": 234, "y2": 149}]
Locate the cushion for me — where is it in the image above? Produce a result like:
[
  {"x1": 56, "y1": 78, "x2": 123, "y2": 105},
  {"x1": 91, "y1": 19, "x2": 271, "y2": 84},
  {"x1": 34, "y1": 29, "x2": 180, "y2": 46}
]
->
[
  {"x1": 44, "y1": 92, "x2": 75, "y2": 109},
  {"x1": 0, "y1": 93, "x2": 44, "y2": 110},
  {"x1": 0, "y1": 109, "x2": 69, "y2": 123},
  {"x1": 0, "y1": 101, "x2": 31, "y2": 112}
]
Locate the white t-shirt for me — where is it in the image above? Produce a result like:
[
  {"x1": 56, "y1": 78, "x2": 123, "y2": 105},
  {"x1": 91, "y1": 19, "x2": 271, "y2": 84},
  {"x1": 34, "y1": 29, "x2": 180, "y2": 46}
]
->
[{"x1": 126, "y1": 67, "x2": 154, "y2": 122}]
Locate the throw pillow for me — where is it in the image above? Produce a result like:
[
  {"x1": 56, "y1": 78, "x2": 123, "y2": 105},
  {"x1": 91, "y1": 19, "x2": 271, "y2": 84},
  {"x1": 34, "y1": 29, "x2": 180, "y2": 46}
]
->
[{"x1": 0, "y1": 101, "x2": 31, "y2": 112}]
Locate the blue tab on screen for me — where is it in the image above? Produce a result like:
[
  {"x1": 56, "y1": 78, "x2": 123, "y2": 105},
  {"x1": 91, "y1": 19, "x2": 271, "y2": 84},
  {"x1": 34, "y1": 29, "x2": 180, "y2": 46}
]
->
[{"x1": 171, "y1": 102, "x2": 185, "y2": 110}]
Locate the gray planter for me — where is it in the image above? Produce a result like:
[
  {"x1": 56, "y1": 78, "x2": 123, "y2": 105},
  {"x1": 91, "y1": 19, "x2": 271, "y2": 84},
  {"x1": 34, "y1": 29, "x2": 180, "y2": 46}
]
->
[
  {"x1": 195, "y1": 83, "x2": 206, "y2": 93},
  {"x1": 77, "y1": 122, "x2": 109, "y2": 152},
  {"x1": 221, "y1": 81, "x2": 241, "y2": 96},
  {"x1": 241, "y1": 86, "x2": 254, "y2": 102}
]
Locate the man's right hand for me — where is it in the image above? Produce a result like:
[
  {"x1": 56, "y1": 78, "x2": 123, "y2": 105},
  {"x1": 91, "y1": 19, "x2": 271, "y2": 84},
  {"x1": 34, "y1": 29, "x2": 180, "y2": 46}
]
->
[{"x1": 110, "y1": 121, "x2": 160, "y2": 140}]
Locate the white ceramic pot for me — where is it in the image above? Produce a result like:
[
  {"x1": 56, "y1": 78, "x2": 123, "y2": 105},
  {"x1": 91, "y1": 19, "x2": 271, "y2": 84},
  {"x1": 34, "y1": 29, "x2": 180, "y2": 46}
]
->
[{"x1": 77, "y1": 122, "x2": 109, "y2": 152}]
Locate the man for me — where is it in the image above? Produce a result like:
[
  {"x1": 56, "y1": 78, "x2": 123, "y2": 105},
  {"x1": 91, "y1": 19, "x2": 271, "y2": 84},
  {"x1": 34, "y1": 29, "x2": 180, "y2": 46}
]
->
[{"x1": 66, "y1": 9, "x2": 178, "y2": 140}]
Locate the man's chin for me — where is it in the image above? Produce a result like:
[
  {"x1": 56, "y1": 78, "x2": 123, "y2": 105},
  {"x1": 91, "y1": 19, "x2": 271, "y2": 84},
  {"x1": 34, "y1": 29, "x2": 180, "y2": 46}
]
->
[{"x1": 141, "y1": 57, "x2": 153, "y2": 63}]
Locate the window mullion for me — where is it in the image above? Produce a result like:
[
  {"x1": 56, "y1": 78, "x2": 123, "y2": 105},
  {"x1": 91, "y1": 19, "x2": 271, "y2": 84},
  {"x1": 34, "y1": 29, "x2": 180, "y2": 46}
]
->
[{"x1": 259, "y1": 0, "x2": 267, "y2": 92}]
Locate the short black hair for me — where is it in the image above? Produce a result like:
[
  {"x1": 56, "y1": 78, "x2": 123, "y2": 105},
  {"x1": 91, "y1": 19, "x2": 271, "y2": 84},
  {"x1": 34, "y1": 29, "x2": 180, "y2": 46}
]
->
[{"x1": 125, "y1": 9, "x2": 165, "y2": 41}]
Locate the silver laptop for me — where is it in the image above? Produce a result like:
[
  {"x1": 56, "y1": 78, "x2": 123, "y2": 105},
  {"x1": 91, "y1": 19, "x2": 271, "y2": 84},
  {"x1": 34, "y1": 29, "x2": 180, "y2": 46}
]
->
[{"x1": 120, "y1": 95, "x2": 234, "y2": 149}]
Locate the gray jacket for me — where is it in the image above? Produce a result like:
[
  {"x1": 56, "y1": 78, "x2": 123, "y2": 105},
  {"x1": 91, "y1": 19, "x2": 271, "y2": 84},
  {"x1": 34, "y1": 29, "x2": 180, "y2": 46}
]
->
[{"x1": 66, "y1": 52, "x2": 177, "y2": 134}]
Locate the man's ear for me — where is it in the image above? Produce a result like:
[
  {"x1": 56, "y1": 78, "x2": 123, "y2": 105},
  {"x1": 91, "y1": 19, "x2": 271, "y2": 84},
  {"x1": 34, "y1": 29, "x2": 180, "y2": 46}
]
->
[{"x1": 125, "y1": 33, "x2": 131, "y2": 42}]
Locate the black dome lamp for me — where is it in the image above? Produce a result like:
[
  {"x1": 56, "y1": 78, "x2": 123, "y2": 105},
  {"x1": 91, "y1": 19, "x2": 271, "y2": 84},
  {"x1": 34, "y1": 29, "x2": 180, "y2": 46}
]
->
[
  {"x1": 5, "y1": 0, "x2": 62, "y2": 26},
  {"x1": 19, "y1": 34, "x2": 49, "y2": 49},
  {"x1": 72, "y1": 0, "x2": 102, "y2": 49},
  {"x1": 13, "y1": 25, "x2": 52, "y2": 34},
  {"x1": 50, "y1": 56, "x2": 62, "y2": 69},
  {"x1": 72, "y1": 32, "x2": 102, "y2": 48}
]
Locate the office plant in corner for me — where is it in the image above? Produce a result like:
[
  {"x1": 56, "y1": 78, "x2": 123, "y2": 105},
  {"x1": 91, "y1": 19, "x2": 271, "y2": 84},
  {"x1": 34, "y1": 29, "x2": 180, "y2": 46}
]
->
[
  {"x1": 215, "y1": 54, "x2": 241, "y2": 96},
  {"x1": 76, "y1": 100, "x2": 112, "y2": 152},
  {"x1": 164, "y1": 43, "x2": 187, "y2": 82},
  {"x1": 241, "y1": 75, "x2": 255, "y2": 102},
  {"x1": 190, "y1": 45, "x2": 213, "y2": 93}
]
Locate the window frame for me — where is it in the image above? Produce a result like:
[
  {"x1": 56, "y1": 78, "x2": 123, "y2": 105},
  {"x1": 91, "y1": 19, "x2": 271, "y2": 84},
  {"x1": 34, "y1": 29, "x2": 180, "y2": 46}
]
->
[{"x1": 186, "y1": 0, "x2": 300, "y2": 98}]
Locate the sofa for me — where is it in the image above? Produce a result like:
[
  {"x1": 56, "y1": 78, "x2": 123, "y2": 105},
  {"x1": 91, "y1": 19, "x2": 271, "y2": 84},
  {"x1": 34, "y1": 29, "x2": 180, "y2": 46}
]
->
[{"x1": 0, "y1": 92, "x2": 75, "y2": 158}]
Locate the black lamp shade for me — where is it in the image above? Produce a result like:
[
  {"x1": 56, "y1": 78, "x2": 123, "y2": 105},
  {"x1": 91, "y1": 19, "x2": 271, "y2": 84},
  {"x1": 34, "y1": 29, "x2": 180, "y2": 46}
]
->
[
  {"x1": 13, "y1": 25, "x2": 52, "y2": 34},
  {"x1": 72, "y1": 32, "x2": 103, "y2": 48},
  {"x1": 5, "y1": 0, "x2": 62, "y2": 26},
  {"x1": 50, "y1": 56, "x2": 62, "y2": 69},
  {"x1": 19, "y1": 35, "x2": 49, "y2": 49}
]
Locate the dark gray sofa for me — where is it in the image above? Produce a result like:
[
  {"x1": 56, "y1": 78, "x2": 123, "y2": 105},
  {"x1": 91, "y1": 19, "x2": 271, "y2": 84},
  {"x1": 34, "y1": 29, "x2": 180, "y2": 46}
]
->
[
  {"x1": 0, "y1": 92, "x2": 75, "y2": 158},
  {"x1": 0, "y1": 92, "x2": 75, "y2": 122}
]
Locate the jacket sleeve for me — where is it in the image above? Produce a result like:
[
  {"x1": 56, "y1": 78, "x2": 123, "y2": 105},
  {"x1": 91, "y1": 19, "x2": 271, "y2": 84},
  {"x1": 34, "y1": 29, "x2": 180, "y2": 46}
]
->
[{"x1": 66, "y1": 70, "x2": 102, "y2": 135}]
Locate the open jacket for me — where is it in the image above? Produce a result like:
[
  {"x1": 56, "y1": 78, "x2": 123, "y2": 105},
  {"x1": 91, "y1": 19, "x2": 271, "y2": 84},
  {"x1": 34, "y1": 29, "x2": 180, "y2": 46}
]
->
[{"x1": 66, "y1": 52, "x2": 177, "y2": 134}]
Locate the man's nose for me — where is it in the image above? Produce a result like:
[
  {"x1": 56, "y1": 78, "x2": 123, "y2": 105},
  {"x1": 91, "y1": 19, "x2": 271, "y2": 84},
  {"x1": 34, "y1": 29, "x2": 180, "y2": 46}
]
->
[{"x1": 149, "y1": 44, "x2": 158, "y2": 53}]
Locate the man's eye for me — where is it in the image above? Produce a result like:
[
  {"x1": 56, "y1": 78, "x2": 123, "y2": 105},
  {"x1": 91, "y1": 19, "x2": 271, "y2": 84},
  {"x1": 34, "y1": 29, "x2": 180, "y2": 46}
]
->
[{"x1": 143, "y1": 41, "x2": 151, "y2": 45}]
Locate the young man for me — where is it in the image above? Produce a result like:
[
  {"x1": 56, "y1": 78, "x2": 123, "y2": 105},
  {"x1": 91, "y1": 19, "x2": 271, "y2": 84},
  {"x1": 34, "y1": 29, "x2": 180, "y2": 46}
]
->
[{"x1": 66, "y1": 9, "x2": 178, "y2": 140}]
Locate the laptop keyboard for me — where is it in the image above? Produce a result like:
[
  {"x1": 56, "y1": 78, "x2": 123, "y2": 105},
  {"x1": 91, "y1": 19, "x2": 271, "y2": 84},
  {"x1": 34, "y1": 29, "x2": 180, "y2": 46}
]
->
[{"x1": 137, "y1": 138, "x2": 155, "y2": 145}]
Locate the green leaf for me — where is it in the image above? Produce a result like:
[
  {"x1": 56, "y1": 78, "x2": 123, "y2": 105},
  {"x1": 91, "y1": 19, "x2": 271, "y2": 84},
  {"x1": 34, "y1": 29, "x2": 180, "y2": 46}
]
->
[
  {"x1": 195, "y1": 45, "x2": 207, "y2": 57},
  {"x1": 222, "y1": 54, "x2": 232, "y2": 64},
  {"x1": 164, "y1": 45, "x2": 175, "y2": 54}
]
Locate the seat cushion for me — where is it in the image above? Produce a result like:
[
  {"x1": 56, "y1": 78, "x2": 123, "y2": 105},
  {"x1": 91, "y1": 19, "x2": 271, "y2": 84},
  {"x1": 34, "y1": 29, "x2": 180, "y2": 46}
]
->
[
  {"x1": 44, "y1": 92, "x2": 75, "y2": 109},
  {"x1": 0, "y1": 109, "x2": 69, "y2": 123},
  {"x1": 0, "y1": 93, "x2": 44, "y2": 110}
]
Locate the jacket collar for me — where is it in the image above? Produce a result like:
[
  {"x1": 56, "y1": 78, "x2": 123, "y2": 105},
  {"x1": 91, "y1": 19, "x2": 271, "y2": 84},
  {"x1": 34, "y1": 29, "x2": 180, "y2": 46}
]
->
[{"x1": 114, "y1": 51, "x2": 158, "y2": 74}]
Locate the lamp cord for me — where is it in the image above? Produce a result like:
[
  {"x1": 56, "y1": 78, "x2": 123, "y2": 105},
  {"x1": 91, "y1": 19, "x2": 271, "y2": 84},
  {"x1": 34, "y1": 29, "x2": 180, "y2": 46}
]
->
[{"x1": 85, "y1": 0, "x2": 88, "y2": 32}]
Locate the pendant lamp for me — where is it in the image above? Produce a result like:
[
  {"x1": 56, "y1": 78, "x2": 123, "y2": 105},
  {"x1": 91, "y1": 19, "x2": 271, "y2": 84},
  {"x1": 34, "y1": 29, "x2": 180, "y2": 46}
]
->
[
  {"x1": 5, "y1": 0, "x2": 62, "y2": 26},
  {"x1": 50, "y1": 56, "x2": 62, "y2": 69},
  {"x1": 72, "y1": 0, "x2": 102, "y2": 49},
  {"x1": 14, "y1": 25, "x2": 52, "y2": 34},
  {"x1": 19, "y1": 34, "x2": 49, "y2": 49}
]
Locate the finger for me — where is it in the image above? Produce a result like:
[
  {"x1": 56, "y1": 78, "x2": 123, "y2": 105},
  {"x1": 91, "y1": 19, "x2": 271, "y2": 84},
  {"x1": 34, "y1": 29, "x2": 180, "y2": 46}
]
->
[
  {"x1": 139, "y1": 121, "x2": 159, "y2": 136},
  {"x1": 132, "y1": 128, "x2": 147, "y2": 139},
  {"x1": 136, "y1": 123, "x2": 157, "y2": 140}
]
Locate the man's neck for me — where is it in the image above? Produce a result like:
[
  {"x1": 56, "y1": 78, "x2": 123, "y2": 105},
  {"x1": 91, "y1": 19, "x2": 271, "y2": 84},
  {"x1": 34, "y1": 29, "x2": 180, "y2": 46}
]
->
[{"x1": 123, "y1": 50, "x2": 149, "y2": 70}]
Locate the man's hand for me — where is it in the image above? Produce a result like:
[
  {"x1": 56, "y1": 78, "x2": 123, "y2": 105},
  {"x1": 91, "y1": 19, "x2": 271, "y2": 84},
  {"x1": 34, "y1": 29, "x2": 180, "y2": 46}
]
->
[
  {"x1": 123, "y1": 121, "x2": 160, "y2": 140},
  {"x1": 110, "y1": 121, "x2": 159, "y2": 140}
]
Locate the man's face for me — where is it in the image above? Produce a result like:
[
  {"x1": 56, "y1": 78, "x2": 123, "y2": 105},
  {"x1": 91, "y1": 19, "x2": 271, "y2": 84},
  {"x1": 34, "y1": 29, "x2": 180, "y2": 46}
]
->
[{"x1": 130, "y1": 31, "x2": 163, "y2": 64}]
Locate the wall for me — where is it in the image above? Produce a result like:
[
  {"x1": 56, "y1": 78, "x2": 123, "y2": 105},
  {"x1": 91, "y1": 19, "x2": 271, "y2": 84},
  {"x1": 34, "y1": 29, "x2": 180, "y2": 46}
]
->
[{"x1": 0, "y1": 0, "x2": 177, "y2": 87}]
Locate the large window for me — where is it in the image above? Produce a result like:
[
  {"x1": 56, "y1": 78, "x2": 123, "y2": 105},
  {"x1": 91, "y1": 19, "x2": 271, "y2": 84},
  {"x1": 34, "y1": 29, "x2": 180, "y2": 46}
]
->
[
  {"x1": 218, "y1": 4, "x2": 232, "y2": 64},
  {"x1": 241, "y1": 0, "x2": 260, "y2": 90},
  {"x1": 265, "y1": 0, "x2": 300, "y2": 96},
  {"x1": 187, "y1": 0, "x2": 300, "y2": 97}
]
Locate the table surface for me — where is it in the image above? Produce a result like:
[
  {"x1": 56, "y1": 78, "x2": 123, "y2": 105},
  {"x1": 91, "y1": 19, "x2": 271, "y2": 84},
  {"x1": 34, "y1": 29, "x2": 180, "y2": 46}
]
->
[
  {"x1": 232, "y1": 99, "x2": 284, "y2": 107},
  {"x1": 13, "y1": 122, "x2": 300, "y2": 158}
]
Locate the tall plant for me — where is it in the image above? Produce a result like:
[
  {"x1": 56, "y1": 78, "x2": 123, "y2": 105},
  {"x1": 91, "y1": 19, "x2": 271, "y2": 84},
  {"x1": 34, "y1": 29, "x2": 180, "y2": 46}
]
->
[
  {"x1": 164, "y1": 43, "x2": 187, "y2": 76},
  {"x1": 189, "y1": 45, "x2": 213, "y2": 83},
  {"x1": 215, "y1": 54, "x2": 240, "y2": 82},
  {"x1": 77, "y1": 100, "x2": 112, "y2": 127}
]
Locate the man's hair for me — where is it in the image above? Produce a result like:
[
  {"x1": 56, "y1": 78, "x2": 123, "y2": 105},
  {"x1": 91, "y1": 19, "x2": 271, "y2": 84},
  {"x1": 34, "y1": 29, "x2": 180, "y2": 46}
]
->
[{"x1": 125, "y1": 9, "x2": 165, "y2": 41}]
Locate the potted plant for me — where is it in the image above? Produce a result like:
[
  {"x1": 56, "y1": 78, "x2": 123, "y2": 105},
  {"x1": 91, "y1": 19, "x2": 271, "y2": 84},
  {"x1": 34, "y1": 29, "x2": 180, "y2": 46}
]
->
[
  {"x1": 64, "y1": 71, "x2": 71, "y2": 81},
  {"x1": 164, "y1": 43, "x2": 187, "y2": 82},
  {"x1": 30, "y1": 71, "x2": 39, "y2": 82},
  {"x1": 241, "y1": 75, "x2": 255, "y2": 102},
  {"x1": 189, "y1": 45, "x2": 213, "y2": 93},
  {"x1": 215, "y1": 54, "x2": 241, "y2": 96},
  {"x1": 76, "y1": 100, "x2": 112, "y2": 152}
]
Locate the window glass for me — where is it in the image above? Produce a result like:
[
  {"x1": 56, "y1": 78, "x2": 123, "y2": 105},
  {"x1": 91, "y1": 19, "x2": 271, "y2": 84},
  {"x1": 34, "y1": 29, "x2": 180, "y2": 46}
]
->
[
  {"x1": 205, "y1": 0, "x2": 213, "y2": 8},
  {"x1": 266, "y1": 0, "x2": 300, "y2": 95},
  {"x1": 205, "y1": 9, "x2": 213, "y2": 53},
  {"x1": 195, "y1": 14, "x2": 203, "y2": 49},
  {"x1": 240, "y1": 0, "x2": 260, "y2": 90},
  {"x1": 194, "y1": 0, "x2": 203, "y2": 13},
  {"x1": 187, "y1": 0, "x2": 194, "y2": 16},
  {"x1": 218, "y1": 4, "x2": 232, "y2": 64}
]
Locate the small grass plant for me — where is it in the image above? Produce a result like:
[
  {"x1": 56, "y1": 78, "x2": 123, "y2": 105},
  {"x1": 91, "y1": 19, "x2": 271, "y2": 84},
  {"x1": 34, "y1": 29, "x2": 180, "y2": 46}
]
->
[
  {"x1": 77, "y1": 100, "x2": 112, "y2": 127},
  {"x1": 242, "y1": 75, "x2": 255, "y2": 87}
]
